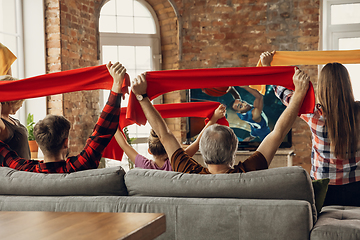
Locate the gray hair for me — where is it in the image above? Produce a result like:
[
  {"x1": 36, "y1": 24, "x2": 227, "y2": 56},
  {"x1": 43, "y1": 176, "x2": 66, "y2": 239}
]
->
[{"x1": 199, "y1": 124, "x2": 238, "y2": 166}]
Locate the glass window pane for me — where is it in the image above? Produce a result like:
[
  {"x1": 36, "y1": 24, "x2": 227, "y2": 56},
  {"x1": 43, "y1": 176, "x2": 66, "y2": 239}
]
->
[
  {"x1": 339, "y1": 37, "x2": 360, "y2": 50},
  {"x1": 117, "y1": 16, "x2": 134, "y2": 33},
  {"x1": 339, "y1": 37, "x2": 360, "y2": 101},
  {"x1": 100, "y1": 0, "x2": 116, "y2": 15},
  {"x1": 116, "y1": 0, "x2": 133, "y2": 17},
  {"x1": 134, "y1": 1, "x2": 151, "y2": 17},
  {"x1": 136, "y1": 46, "x2": 151, "y2": 69},
  {"x1": 344, "y1": 64, "x2": 360, "y2": 101},
  {"x1": 134, "y1": 17, "x2": 156, "y2": 34},
  {"x1": 99, "y1": 16, "x2": 117, "y2": 32},
  {"x1": 331, "y1": 3, "x2": 360, "y2": 25},
  {"x1": 0, "y1": 0, "x2": 17, "y2": 34},
  {"x1": 102, "y1": 45, "x2": 118, "y2": 63},
  {"x1": 118, "y1": 46, "x2": 136, "y2": 69}
]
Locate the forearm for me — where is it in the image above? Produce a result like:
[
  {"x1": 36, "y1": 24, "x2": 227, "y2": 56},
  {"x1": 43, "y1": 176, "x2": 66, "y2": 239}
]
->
[
  {"x1": 185, "y1": 118, "x2": 217, "y2": 157},
  {"x1": 74, "y1": 91, "x2": 121, "y2": 170},
  {"x1": 273, "y1": 91, "x2": 305, "y2": 139},
  {"x1": 138, "y1": 98, "x2": 181, "y2": 158},
  {"x1": 114, "y1": 129, "x2": 138, "y2": 162},
  {"x1": 257, "y1": 90, "x2": 306, "y2": 165}
]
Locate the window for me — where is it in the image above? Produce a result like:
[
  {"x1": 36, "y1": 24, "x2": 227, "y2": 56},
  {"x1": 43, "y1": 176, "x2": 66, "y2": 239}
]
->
[
  {"x1": 0, "y1": 0, "x2": 46, "y2": 157},
  {"x1": 99, "y1": 0, "x2": 161, "y2": 169},
  {"x1": 322, "y1": 0, "x2": 360, "y2": 100}
]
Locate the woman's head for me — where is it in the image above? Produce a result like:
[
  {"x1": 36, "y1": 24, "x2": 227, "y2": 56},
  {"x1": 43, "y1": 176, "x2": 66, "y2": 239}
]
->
[
  {"x1": 317, "y1": 63, "x2": 354, "y2": 112},
  {"x1": 317, "y1": 63, "x2": 358, "y2": 158},
  {"x1": 148, "y1": 129, "x2": 167, "y2": 157},
  {"x1": 0, "y1": 75, "x2": 25, "y2": 114}
]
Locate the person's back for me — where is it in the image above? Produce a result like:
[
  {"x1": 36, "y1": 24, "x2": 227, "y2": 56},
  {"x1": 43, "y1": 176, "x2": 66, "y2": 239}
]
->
[{"x1": 307, "y1": 63, "x2": 360, "y2": 206}]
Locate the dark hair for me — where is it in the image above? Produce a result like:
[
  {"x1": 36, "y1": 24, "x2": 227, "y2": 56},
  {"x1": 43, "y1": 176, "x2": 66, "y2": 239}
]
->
[
  {"x1": 318, "y1": 63, "x2": 359, "y2": 159},
  {"x1": 34, "y1": 115, "x2": 71, "y2": 155},
  {"x1": 148, "y1": 129, "x2": 167, "y2": 156}
]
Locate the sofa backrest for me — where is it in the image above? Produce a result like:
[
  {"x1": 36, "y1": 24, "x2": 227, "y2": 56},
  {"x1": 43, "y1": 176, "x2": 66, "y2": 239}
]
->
[
  {"x1": 0, "y1": 166, "x2": 128, "y2": 196},
  {"x1": 125, "y1": 166, "x2": 317, "y2": 221}
]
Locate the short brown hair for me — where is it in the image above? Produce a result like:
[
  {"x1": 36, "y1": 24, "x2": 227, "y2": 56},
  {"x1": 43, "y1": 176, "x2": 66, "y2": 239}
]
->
[
  {"x1": 148, "y1": 129, "x2": 167, "y2": 156},
  {"x1": 34, "y1": 115, "x2": 71, "y2": 155}
]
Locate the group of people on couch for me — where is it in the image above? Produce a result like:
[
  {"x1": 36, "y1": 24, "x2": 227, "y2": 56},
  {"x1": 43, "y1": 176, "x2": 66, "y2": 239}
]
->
[{"x1": 0, "y1": 42, "x2": 359, "y2": 207}]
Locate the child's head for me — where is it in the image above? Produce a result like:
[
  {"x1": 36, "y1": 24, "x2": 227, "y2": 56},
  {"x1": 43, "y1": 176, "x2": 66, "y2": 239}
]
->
[{"x1": 148, "y1": 129, "x2": 167, "y2": 157}]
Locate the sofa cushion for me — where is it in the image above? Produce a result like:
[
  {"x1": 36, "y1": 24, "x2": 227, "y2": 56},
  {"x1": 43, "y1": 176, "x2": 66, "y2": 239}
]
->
[
  {"x1": 125, "y1": 166, "x2": 317, "y2": 222},
  {"x1": 311, "y1": 206, "x2": 360, "y2": 240},
  {"x1": 312, "y1": 178, "x2": 330, "y2": 213},
  {"x1": 0, "y1": 166, "x2": 127, "y2": 196}
]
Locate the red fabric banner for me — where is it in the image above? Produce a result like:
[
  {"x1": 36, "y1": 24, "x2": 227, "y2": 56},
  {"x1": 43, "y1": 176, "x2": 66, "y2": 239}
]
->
[
  {"x1": 103, "y1": 101, "x2": 228, "y2": 161},
  {"x1": 0, "y1": 65, "x2": 130, "y2": 102},
  {"x1": 126, "y1": 66, "x2": 315, "y2": 125}
]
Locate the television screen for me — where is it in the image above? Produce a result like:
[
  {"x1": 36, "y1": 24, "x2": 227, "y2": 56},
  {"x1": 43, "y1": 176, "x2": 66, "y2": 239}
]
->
[{"x1": 188, "y1": 85, "x2": 291, "y2": 150}]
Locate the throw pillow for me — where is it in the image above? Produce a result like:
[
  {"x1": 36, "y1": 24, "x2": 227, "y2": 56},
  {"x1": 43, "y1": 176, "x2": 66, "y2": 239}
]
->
[{"x1": 312, "y1": 178, "x2": 330, "y2": 213}]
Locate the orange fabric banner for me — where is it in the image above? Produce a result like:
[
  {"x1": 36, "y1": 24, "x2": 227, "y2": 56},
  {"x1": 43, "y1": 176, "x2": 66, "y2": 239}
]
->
[{"x1": 252, "y1": 49, "x2": 360, "y2": 94}]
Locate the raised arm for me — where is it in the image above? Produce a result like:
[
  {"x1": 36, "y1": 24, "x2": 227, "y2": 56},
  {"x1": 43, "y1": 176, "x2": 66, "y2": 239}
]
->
[
  {"x1": 185, "y1": 104, "x2": 226, "y2": 157},
  {"x1": 114, "y1": 128, "x2": 138, "y2": 163},
  {"x1": 132, "y1": 73, "x2": 181, "y2": 162},
  {"x1": 256, "y1": 68, "x2": 309, "y2": 166},
  {"x1": 240, "y1": 85, "x2": 264, "y2": 118},
  {"x1": 67, "y1": 62, "x2": 126, "y2": 171}
]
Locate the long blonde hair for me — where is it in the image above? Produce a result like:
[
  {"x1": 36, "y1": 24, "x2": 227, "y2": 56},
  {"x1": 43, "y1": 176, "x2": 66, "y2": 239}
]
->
[{"x1": 317, "y1": 63, "x2": 359, "y2": 159}]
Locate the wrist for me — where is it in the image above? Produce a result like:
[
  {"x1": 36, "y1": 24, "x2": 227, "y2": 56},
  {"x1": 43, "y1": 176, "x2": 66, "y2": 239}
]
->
[{"x1": 136, "y1": 93, "x2": 148, "y2": 101}]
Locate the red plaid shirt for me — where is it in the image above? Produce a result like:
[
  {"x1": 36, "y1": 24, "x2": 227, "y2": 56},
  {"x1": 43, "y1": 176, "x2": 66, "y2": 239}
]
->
[
  {"x1": 0, "y1": 91, "x2": 121, "y2": 173},
  {"x1": 274, "y1": 86, "x2": 360, "y2": 185}
]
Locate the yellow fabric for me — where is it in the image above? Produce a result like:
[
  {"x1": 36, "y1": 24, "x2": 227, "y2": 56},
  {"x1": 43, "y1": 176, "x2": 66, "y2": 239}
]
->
[
  {"x1": 252, "y1": 49, "x2": 360, "y2": 95},
  {"x1": 0, "y1": 43, "x2": 17, "y2": 75}
]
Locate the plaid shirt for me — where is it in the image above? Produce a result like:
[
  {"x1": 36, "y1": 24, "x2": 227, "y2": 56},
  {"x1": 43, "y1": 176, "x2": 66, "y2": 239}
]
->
[
  {"x1": 273, "y1": 86, "x2": 360, "y2": 185},
  {"x1": 0, "y1": 91, "x2": 121, "y2": 173}
]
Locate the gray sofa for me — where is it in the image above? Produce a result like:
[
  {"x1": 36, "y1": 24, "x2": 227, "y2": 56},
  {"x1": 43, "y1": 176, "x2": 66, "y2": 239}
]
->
[{"x1": 0, "y1": 166, "x2": 359, "y2": 240}]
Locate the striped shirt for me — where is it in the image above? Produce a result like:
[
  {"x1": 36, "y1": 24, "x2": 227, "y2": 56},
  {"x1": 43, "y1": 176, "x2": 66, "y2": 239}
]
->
[
  {"x1": 273, "y1": 85, "x2": 360, "y2": 185},
  {"x1": 0, "y1": 91, "x2": 121, "y2": 173}
]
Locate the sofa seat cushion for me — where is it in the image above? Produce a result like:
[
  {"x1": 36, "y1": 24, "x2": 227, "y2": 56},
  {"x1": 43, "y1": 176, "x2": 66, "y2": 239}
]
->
[
  {"x1": 125, "y1": 166, "x2": 317, "y2": 223},
  {"x1": 0, "y1": 166, "x2": 127, "y2": 196},
  {"x1": 311, "y1": 206, "x2": 360, "y2": 240}
]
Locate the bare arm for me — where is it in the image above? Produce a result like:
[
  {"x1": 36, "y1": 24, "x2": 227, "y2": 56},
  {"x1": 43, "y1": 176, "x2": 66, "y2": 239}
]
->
[
  {"x1": 256, "y1": 68, "x2": 309, "y2": 166},
  {"x1": 132, "y1": 74, "x2": 181, "y2": 162},
  {"x1": 228, "y1": 87, "x2": 241, "y2": 100},
  {"x1": 240, "y1": 85, "x2": 264, "y2": 110},
  {"x1": 114, "y1": 129, "x2": 138, "y2": 163},
  {"x1": 185, "y1": 104, "x2": 226, "y2": 157}
]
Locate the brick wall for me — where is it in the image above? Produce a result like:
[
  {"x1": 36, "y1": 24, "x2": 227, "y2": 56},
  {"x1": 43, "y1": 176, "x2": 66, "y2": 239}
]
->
[
  {"x1": 44, "y1": 0, "x2": 105, "y2": 155},
  {"x1": 44, "y1": 0, "x2": 320, "y2": 171}
]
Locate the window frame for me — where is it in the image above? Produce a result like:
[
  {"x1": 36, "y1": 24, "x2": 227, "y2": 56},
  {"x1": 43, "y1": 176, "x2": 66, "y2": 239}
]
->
[
  {"x1": 99, "y1": 0, "x2": 162, "y2": 164},
  {"x1": 322, "y1": 0, "x2": 360, "y2": 50}
]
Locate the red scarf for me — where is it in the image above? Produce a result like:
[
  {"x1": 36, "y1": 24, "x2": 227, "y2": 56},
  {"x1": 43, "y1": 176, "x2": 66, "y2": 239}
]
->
[
  {"x1": 127, "y1": 66, "x2": 315, "y2": 125},
  {"x1": 103, "y1": 101, "x2": 228, "y2": 160},
  {"x1": 0, "y1": 65, "x2": 315, "y2": 161}
]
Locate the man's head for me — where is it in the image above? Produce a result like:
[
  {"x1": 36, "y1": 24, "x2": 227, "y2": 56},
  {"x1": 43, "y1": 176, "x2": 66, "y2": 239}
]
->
[
  {"x1": 148, "y1": 129, "x2": 167, "y2": 157},
  {"x1": 34, "y1": 115, "x2": 71, "y2": 156},
  {"x1": 231, "y1": 99, "x2": 251, "y2": 113},
  {"x1": 199, "y1": 124, "x2": 238, "y2": 167}
]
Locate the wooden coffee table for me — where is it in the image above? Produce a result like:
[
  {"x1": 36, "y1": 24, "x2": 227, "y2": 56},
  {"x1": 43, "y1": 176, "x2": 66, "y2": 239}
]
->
[{"x1": 0, "y1": 211, "x2": 166, "y2": 240}]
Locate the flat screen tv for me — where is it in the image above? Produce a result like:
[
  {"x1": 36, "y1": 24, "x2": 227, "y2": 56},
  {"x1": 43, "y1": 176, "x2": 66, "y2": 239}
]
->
[{"x1": 188, "y1": 85, "x2": 292, "y2": 150}]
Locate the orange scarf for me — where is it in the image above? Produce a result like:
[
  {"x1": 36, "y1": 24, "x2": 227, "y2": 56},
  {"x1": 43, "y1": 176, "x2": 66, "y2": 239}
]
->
[{"x1": 252, "y1": 49, "x2": 360, "y2": 94}]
